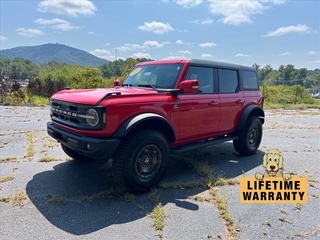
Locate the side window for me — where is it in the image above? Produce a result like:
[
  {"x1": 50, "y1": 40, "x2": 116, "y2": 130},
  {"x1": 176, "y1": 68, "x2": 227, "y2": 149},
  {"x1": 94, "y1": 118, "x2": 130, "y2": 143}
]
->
[
  {"x1": 185, "y1": 66, "x2": 214, "y2": 93},
  {"x1": 218, "y1": 69, "x2": 239, "y2": 93},
  {"x1": 242, "y1": 70, "x2": 258, "y2": 90}
]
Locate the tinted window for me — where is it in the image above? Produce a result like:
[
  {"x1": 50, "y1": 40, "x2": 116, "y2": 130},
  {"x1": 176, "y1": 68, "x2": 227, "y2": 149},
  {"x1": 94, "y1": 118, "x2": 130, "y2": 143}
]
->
[
  {"x1": 242, "y1": 70, "x2": 258, "y2": 89},
  {"x1": 185, "y1": 66, "x2": 214, "y2": 93},
  {"x1": 218, "y1": 69, "x2": 238, "y2": 93}
]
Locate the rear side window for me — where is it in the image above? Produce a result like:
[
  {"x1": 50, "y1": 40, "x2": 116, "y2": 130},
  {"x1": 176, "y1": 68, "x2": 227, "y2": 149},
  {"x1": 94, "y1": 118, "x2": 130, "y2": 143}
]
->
[
  {"x1": 218, "y1": 69, "x2": 239, "y2": 93},
  {"x1": 185, "y1": 66, "x2": 214, "y2": 93},
  {"x1": 242, "y1": 70, "x2": 258, "y2": 90}
]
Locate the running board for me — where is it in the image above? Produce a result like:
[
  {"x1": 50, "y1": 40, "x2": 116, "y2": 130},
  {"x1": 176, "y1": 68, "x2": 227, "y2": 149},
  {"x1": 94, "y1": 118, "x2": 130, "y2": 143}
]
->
[{"x1": 171, "y1": 135, "x2": 238, "y2": 154}]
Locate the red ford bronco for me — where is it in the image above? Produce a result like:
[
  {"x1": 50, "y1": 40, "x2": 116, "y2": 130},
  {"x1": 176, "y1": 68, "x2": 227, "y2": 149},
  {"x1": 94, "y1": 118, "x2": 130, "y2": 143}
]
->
[{"x1": 47, "y1": 59, "x2": 264, "y2": 192}]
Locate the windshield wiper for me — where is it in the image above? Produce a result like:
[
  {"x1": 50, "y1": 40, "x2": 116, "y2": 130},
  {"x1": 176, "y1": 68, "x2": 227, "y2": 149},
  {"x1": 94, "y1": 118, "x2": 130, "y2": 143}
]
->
[
  {"x1": 138, "y1": 84, "x2": 157, "y2": 90},
  {"x1": 122, "y1": 83, "x2": 133, "y2": 87}
]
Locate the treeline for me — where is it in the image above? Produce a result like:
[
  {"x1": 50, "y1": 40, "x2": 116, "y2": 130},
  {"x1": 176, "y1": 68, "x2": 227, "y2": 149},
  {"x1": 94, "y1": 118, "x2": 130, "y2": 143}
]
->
[
  {"x1": 0, "y1": 56, "x2": 319, "y2": 106},
  {"x1": 253, "y1": 63, "x2": 320, "y2": 89}
]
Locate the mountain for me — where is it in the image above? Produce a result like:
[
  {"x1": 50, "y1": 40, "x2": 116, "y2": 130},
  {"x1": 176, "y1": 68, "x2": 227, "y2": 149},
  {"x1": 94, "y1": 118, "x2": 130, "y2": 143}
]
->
[{"x1": 0, "y1": 43, "x2": 109, "y2": 67}]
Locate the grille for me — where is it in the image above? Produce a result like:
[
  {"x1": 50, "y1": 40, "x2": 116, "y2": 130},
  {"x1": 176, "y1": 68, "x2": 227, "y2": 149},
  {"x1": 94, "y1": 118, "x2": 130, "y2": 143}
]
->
[{"x1": 51, "y1": 101, "x2": 88, "y2": 128}]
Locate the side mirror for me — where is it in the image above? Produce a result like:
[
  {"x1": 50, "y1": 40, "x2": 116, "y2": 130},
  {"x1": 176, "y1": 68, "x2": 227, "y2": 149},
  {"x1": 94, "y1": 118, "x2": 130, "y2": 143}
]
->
[{"x1": 178, "y1": 79, "x2": 199, "y2": 93}]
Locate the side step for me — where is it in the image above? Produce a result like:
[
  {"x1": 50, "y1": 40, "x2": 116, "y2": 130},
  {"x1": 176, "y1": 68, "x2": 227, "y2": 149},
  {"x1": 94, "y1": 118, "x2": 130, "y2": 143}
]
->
[{"x1": 171, "y1": 135, "x2": 238, "y2": 154}]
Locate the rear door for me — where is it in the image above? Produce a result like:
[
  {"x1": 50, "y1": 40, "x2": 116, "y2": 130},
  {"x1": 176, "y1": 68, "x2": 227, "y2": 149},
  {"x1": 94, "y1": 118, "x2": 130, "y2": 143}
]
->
[{"x1": 218, "y1": 68, "x2": 245, "y2": 133}]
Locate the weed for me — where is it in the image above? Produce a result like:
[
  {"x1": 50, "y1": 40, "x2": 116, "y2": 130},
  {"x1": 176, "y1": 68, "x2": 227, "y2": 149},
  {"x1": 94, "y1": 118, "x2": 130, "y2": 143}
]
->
[
  {"x1": 294, "y1": 231, "x2": 307, "y2": 238},
  {"x1": 122, "y1": 192, "x2": 135, "y2": 202},
  {"x1": 149, "y1": 188, "x2": 160, "y2": 204},
  {"x1": 48, "y1": 196, "x2": 67, "y2": 205},
  {"x1": 279, "y1": 215, "x2": 291, "y2": 224},
  {"x1": 25, "y1": 131, "x2": 34, "y2": 158},
  {"x1": 85, "y1": 189, "x2": 116, "y2": 201},
  {"x1": 189, "y1": 194, "x2": 206, "y2": 202},
  {"x1": 0, "y1": 174, "x2": 14, "y2": 183},
  {"x1": 159, "y1": 180, "x2": 205, "y2": 189},
  {"x1": 39, "y1": 156, "x2": 59, "y2": 162},
  {"x1": 311, "y1": 194, "x2": 319, "y2": 198},
  {"x1": 264, "y1": 219, "x2": 271, "y2": 227},
  {"x1": 150, "y1": 203, "x2": 165, "y2": 238},
  {"x1": 0, "y1": 157, "x2": 18, "y2": 163},
  {"x1": 0, "y1": 191, "x2": 28, "y2": 207},
  {"x1": 293, "y1": 203, "x2": 302, "y2": 210}
]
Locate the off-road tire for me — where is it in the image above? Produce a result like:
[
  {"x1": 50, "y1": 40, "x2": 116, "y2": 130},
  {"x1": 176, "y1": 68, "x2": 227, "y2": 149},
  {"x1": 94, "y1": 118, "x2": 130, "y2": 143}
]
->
[
  {"x1": 113, "y1": 129, "x2": 170, "y2": 193},
  {"x1": 61, "y1": 144, "x2": 90, "y2": 161},
  {"x1": 233, "y1": 116, "x2": 262, "y2": 155}
]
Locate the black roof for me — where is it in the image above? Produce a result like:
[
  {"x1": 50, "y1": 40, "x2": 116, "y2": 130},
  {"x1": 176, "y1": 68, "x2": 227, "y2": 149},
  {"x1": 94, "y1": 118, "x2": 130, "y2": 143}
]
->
[{"x1": 189, "y1": 59, "x2": 256, "y2": 71}]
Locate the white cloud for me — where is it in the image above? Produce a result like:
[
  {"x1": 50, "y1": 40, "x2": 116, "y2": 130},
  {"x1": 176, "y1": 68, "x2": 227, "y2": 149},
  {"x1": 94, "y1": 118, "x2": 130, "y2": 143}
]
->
[
  {"x1": 35, "y1": 18, "x2": 80, "y2": 31},
  {"x1": 207, "y1": 0, "x2": 287, "y2": 25},
  {"x1": 88, "y1": 32, "x2": 95, "y2": 35},
  {"x1": 131, "y1": 52, "x2": 152, "y2": 59},
  {"x1": 178, "y1": 50, "x2": 192, "y2": 54},
  {"x1": 201, "y1": 19, "x2": 214, "y2": 25},
  {"x1": 37, "y1": 0, "x2": 97, "y2": 17},
  {"x1": 176, "y1": 40, "x2": 184, "y2": 44},
  {"x1": 263, "y1": 24, "x2": 310, "y2": 37},
  {"x1": 190, "y1": 19, "x2": 214, "y2": 25},
  {"x1": 116, "y1": 41, "x2": 168, "y2": 52},
  {"x1": 89, "y1": 49, "x2": 117, "y2": 61},
  {"x1": 199, "y1": 42, "x2": 217, "y2": 47},
  {"x1": 308, "y1": 51, "x2": 318, "y2": 55},
  {"x1": 235, "y1": 53, "x2": 250, "y2": 57},
  {"x1": 0, "y1": 35, "x2": 8, "y2": 41},
  {"x1": 163, "y1": 55, "x2": 189, "y2": 60},
  {"x1": 310, "y1": 60, "x2": 320, "y2": 64},
  {"x1": 104, "y1": 43, "x2": 110, "y2": 46},
  {"x1": 138, "y1": 21, "x2": 173, "y2": 34},
  {"x1": 200, "y1": 54, "x2": 213, "y2": 59},
  {"x1": 173, "y1": 0, "x2": 203, "y2": 8},
  {"x1": 16, "y1": 28, "x2": 44, "y2": 37},
  {"x1": 280, "y1": 52, "x2": 292, "y2": 56}
]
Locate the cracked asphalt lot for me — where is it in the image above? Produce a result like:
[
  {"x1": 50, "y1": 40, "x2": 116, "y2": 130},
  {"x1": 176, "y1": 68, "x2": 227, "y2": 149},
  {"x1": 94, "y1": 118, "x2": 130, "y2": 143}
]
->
[{"x1": 0, "y1": 106, "x2": 320, "y2": 240}]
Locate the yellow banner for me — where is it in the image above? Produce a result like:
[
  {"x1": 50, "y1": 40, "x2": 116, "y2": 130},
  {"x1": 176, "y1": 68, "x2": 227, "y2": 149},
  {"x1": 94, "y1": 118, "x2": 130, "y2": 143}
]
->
[{"x1": 240, "y1": 177, "x2": 308, "y2": 204}]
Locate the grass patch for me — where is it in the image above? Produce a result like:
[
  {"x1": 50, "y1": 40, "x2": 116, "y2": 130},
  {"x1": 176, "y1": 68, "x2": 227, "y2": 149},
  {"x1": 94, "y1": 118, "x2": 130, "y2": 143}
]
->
[
  {"x1": 47, "y1": 196, "x2": 67, "y2": 205},
  {"x1": 149, "y1": 188, "x2": 160, "y2": 204},
  {"x1": 182, "y1": 158, "x2": 239, "y2": 239},
  {"x1": 0, "y1": 157, "x2": 18, "y2": 163},
  {"x1": 150, "y1": 203, "x2": 166, "y2": 238},
  {"x1": 0, "y1": 191, "x2": 28, "y2": 207},
  {"x1": 25, "y1": 131, "x2": 34, "y2": 158},
  {"x1": 84, "y1": 189, "x2": 116, "y2": 201},
  {"x1": 121, "y1": 192, "x2": 135, "y2": 202},
  {"x1": 0, "y1": 174, "x2": 14, "y2": 183},
  {"x1": 159, "y1": 180, "x2": 205, "y2": 189},
  {"x1": 39, "y1": 156, "x2": 59, "y2": 162}
]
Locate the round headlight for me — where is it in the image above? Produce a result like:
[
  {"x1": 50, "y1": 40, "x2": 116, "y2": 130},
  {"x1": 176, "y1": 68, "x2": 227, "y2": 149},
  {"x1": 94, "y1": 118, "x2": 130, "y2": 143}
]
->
[{"x1": 86, "y1": 109, "x2": 99, "y2": 126}]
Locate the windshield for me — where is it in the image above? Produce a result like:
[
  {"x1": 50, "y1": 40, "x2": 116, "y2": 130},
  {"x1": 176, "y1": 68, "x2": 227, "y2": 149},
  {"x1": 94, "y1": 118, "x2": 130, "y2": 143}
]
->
[{"x1": 123, "y1": 64, "x2": 183, "y2": 89}]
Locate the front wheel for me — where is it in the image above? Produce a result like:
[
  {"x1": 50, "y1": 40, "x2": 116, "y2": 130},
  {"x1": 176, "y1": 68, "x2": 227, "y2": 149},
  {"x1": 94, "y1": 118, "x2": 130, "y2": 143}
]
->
[
  {"x1": 113, "y1": 129, "x2": 170, "y2": 193},
  {"x1": 233, "y1": 116, "x2": 262, "y2": 155}
]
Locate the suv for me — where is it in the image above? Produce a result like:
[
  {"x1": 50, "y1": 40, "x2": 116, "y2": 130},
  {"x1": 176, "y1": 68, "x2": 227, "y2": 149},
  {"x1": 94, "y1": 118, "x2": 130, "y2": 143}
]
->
[{"x1": 47, "y1": 59, "x2": 264, "y2": 192}]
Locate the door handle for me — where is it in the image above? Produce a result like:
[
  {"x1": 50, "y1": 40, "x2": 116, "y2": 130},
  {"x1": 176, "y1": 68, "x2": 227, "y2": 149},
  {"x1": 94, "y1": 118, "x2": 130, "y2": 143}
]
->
[
  {"x1": 236, "y1": 99, "x2": 244, "y2": 104},
  {"x1": 209, "y1": 101, "x2": 219, "y2": 106}
]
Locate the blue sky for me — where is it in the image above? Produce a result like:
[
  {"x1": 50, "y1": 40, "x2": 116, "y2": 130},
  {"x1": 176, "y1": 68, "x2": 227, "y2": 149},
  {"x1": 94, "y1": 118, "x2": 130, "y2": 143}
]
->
[{"x1": 0, "y1": 0, "x2": 319, "y2": 69}]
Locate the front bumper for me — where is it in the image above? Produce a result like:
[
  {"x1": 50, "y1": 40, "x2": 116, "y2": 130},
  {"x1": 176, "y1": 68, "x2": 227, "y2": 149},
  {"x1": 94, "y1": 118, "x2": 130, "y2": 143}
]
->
[{"x1": 47, "y1": 121, "x2": 120, "y2": 160}]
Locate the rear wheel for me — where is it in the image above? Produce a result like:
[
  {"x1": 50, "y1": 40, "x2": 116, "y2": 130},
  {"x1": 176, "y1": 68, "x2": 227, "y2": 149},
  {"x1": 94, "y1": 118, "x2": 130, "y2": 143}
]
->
[
  {"x1": 233, "y1": 116, "x2": 262, "y2": 155},
  {"x1": 61, "y1": 144, "x2": 91, "y2": 161},
  {"x1": 113, "y1": 129, "x2": 170, "y2": 193}
]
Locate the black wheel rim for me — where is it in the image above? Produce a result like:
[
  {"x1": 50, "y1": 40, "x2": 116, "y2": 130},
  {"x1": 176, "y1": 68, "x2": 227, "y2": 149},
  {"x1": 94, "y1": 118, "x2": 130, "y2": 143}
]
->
[
  {"x1": 247, "y1": 123, "x2": 259, "y2": 149},
  {"x1": 135, "y1": 144, "x2": 162, "y2": 180}
]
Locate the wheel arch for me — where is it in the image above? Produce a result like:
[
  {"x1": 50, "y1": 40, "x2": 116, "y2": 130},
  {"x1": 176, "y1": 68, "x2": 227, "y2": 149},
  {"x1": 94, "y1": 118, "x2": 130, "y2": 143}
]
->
[
  {"x1": 236, "y1": 105, "x2": 265, "y2": 131},
  {"x1": 114, "y1": 113, "x2": 176, "y2": 143}
]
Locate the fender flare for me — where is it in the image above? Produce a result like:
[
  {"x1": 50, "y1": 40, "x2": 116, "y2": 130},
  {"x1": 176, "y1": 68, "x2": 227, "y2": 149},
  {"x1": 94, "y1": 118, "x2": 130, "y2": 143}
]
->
[
  {"x1": 114, "y1": 113, "x2": 176, "y2": 141},
  {"x1": 236, "y1": 105, "x2": 265, "y2": 131}
]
